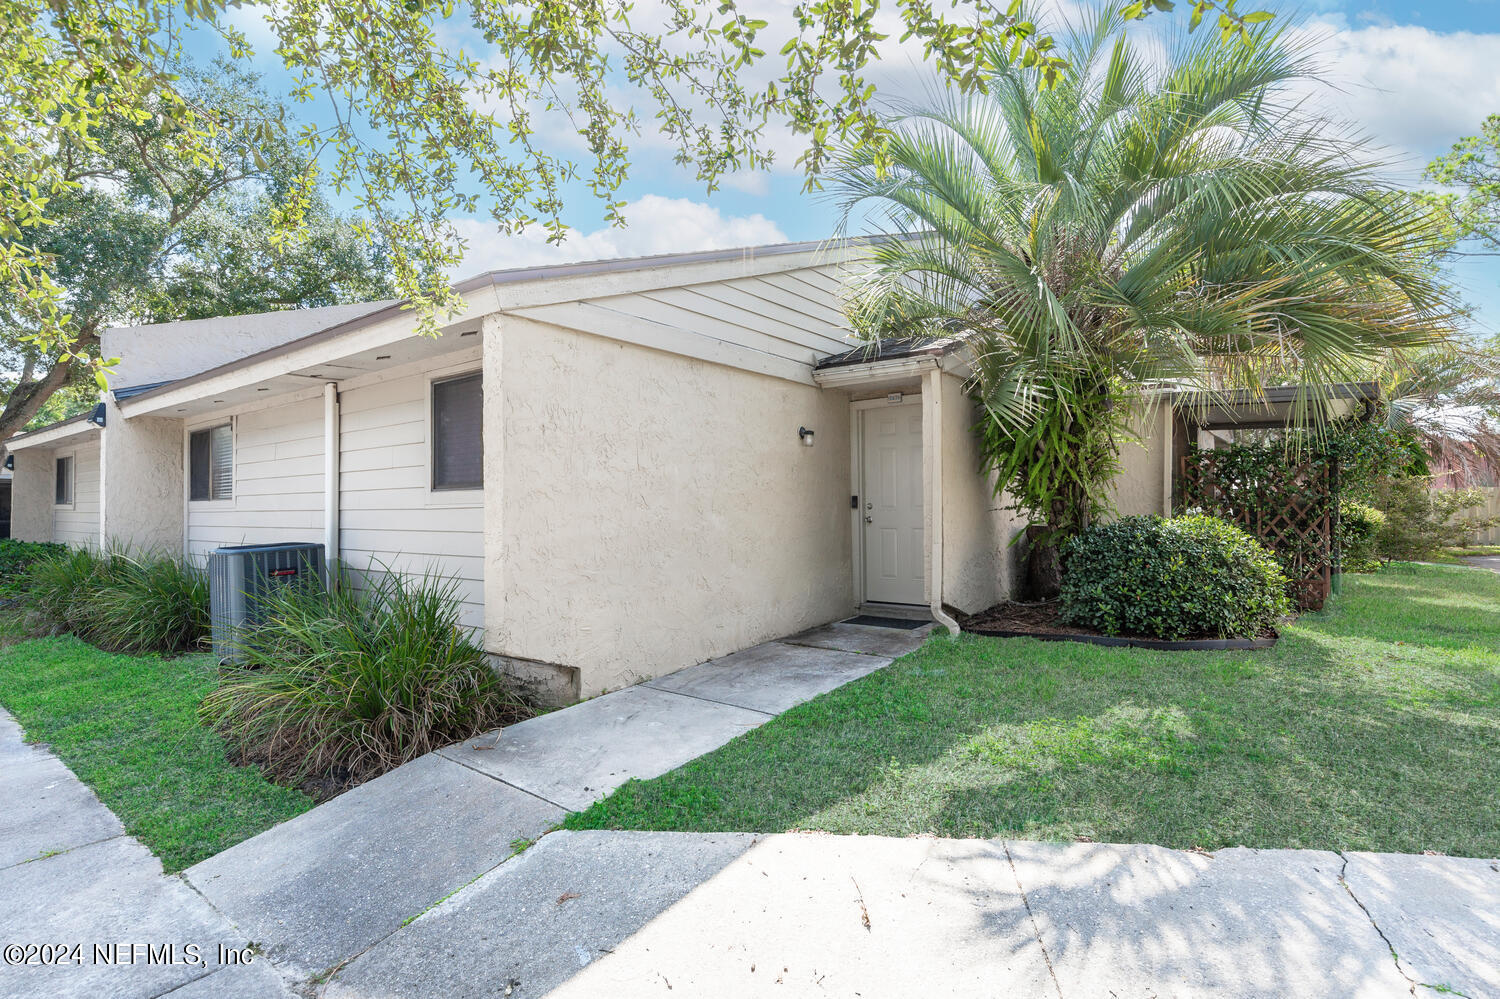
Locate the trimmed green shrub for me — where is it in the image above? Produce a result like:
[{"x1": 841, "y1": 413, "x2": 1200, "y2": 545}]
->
[
  {"x1": 1337, "y1": 503, "x2": 1386, "y2": 573},
  {"x1": 0, "y1": 539, "x2": 67, "y2": 596},
  {"x1": 26, "y1": 547, "x2": 208, "y2": 654},
  {"x1": 200, "y1": 567, "x2": 530, "y2": 788},
  {"x1": 1060, "y1": 515, "x2": 1291, "y2": 640}
]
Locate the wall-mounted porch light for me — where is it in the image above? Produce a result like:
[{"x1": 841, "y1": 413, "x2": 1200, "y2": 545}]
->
[
  {"x1": 88, "y1": 403, "x2": 106, "y2": 428},
  {"x1": 798, "y1": 426, "x2": 815, "y2": 447},
  {"x1": 4, "y1": 454, "x2": 12, "y2": 470}
]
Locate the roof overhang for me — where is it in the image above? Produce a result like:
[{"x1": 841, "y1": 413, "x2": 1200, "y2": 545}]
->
[
  {"x1": 6, "y1": 413, "x2": 101, "y2": 451},
  {"x1": 1170, "y1": 382, "x2": 1381, "y2": 430},
  {"x1": 116, "y1": 238, "x2": 875, "y2": 418}
]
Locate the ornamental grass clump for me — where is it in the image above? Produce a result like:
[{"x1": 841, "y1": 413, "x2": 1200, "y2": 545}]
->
[
  {"x1": 26, "y1": 546, "x2": 209, "y2": 654},
  {"x1": 1060, "y1": 515, "x2": 1290, "y2": 640},
  {"x1": 200, "y1": 567, "x2": 530, "y2": 789}
]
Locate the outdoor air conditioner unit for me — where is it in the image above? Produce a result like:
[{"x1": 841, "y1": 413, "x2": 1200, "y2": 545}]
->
[{"x1": 208, "y1": 542, "x2": 326, "y2": 663}]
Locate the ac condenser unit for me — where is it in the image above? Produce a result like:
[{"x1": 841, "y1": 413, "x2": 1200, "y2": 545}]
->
[{"x1": 208, "y1": 542, "x2": 326, "y2": 662}]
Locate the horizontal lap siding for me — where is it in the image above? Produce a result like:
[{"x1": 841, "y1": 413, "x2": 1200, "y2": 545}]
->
[
  {"x1": 338, "y1": 368, "x2": 484, "y2": 632},
  {"x1": 186, "y1": 399, "x2": 325, "y2": 563},
  {"x1": 53, "y1": 442, "x2": 100, "y2": 547}
]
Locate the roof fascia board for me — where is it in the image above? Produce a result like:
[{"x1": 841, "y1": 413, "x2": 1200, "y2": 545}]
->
[
  {"x1": 813, "y1": 355, "x2": 941, "y2": 388},
  {"x1": 117, "y1": 285, "x2": 502, "y2": 417},
  {"x1": 474, "y1": 246, "x2": 864, "y2": 312},
  {"x1": 6, "y1": 418, "x2": 100, "y2": 451}
]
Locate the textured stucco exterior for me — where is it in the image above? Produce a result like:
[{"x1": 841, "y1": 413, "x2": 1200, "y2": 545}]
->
[
  {"x1": 1107, "y1": 403, "x2": 1172, "y2": 519},
  {"x1": 10, "y1": 448, "x2": 55, "y2": 542},
  {"x1": 485, "y1": 315, "x2": 855, "y2": 698},
  {"x1": 937, "y1": 372, "x2": 1026, "y2": 614},
  {"x1": 101, "y1": 302, "x2": 395, "y2": 388},
  {"x1": 100, "y1": 398, "x2": 184, "y2": 552}
]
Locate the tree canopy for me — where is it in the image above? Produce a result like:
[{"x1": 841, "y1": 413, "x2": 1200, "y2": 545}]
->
[
  {"x1": 0, "y1": 63, "x2": 393, "y2": 448},
  {"x1": 2, "y1": 0, "x2": 1271, "y2": 366},
  {"x1": 833, "y1": 4, "x2": 1454, "y2": 593}
]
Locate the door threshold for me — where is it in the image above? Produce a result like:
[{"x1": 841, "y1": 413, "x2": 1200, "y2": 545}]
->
[{"x1": 856, "y1": 603, "x2": 933, "y2": 622}]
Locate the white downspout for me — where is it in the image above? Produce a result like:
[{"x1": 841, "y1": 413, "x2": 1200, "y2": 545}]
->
[
  {"x1": 323, "y1": 382, "x2": 340, "y2": 571},
  {"x1": 926, "y1": 368, "x2": 961, "y2": 636}
]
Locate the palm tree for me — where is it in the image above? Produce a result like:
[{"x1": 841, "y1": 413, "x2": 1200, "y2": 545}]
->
[{"x1": 834, "y1": 5, "x2": 1455, "y2": 596}]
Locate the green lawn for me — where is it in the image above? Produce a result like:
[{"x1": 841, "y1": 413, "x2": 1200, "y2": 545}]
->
[
  {"x1": 569, "y1": 563, "x2": 1500, "y2": 857},
  {"x1": 1428, "y1": 544, "x2": 1500, "y2": 565},
  {"x1": 0, "y1": 635, "x2": 311, "y2": 870}
]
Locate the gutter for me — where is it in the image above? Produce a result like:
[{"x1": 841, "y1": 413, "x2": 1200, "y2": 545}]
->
[
  {"x1": 925, "y1": 368, "x2": 961, "y2": 636},
  {"x1": 323, "y1": 382, "x2": 340, "y2": 570}
]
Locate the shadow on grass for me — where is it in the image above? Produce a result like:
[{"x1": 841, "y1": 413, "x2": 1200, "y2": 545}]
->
[{"x1": 568, "y1": 565, "x2": 1500, "y2": 856}]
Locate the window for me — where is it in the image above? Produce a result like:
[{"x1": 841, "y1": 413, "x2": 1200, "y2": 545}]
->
[
  {"x1": 54, "y1": 455, "x2": 73, "y2": 506},
  {"x1": 189, "y1": 424, "x2": 233, "y2": 501},
  {"x1": 432, "y1": 373, "x2": 482, "y2": 490}
]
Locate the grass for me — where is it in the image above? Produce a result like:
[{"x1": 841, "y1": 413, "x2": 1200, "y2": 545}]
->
[
  {"x1": 1426, "y1": 544, "x2": 1500, "y2": 565},
  {"x1": 568, "y1": 563, "x2": 1500, "y2": 857},
  {"x1": 0, "y1": 635, "x2": 312, "y2": 870}
]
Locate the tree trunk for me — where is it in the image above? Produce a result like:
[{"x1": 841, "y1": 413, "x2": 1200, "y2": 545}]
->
[
  {"x1": 1025, "y1": 524, "x2": 1063, "y2": 600},
  {"x1": 0, "y1": 329, "x2": 98, "y2": 466}
]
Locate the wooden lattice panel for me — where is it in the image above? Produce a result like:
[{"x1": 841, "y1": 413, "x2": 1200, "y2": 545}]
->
[{"x1": 1178, "y1": 452, "x2": 1334, "y2": 610}]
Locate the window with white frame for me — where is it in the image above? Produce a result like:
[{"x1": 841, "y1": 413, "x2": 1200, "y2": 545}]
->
[
  {"x1": 432, "y1": 372, "x2": 483, "y2": 490},
  {"x1": 54, "y1": 455, "x2": 73, "y2": 505},
  {"x1": 189, "y1": 424, "x2": 233, "y2": 501}
]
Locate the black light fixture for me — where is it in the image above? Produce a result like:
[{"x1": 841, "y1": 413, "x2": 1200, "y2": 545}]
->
[
  {"x1": 88, "y1": 403, "x2": 106, "y2": 428},
  {"x1": 4, "y1": 454, "x2": 12, "y2": 471},
  {"x1": 798, "y1": 426, "x2": 815, "y2": 447}
]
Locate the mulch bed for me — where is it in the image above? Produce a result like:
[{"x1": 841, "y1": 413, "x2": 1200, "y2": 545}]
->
[{"x1": 957, "y1": 601, "x2": 1278, "y2": 651}]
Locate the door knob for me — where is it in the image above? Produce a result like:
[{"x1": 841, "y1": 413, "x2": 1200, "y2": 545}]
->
[{"x1": 864, "y1": 515, "x2": 873, "y2": 523}]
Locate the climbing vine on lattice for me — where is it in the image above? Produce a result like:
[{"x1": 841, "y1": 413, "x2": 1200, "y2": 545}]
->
[{"x1": 1178, "y1": 443, "x2": 1337, "y2": 610}]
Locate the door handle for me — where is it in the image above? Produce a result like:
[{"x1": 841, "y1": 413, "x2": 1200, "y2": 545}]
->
[{"x1": 863, "y1": 515, "x2": 873, "y2": 523}]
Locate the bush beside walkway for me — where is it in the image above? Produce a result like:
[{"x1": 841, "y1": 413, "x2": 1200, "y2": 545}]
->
[{"x1": 570, "y1": 563, "x2": 1500, "y2": 857}]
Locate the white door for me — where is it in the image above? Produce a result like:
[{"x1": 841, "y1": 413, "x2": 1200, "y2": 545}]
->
[{"x1": 860, "y1": 403, "x2": 925, "y2": 605}]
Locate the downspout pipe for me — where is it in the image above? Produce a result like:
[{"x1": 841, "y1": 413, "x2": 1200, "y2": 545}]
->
[
  {"x1": 323, "y1": 382, "x2": 340, "y2": 576},
  {"x1": 926, "y1": 368, "x2": 962, "y2": 636}
]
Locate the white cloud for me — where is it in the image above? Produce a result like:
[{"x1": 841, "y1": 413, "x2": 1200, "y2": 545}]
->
[
  {"x1": 449, "y1": 194, "x2": 788, "y2": 274},
  {"x1": 1297, "y1": 19, "x2": 1500, "y2": 179}
]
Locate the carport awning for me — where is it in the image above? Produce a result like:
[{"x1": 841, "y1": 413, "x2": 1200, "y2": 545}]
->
[{"x1": 1169, "y1": 383, "x2": 1380, "y2": 429}]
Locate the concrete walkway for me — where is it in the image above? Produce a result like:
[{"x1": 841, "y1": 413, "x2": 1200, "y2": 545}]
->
[
  {"x1": 0, "y1": 709, "x2": 293, "y2": 999},
  {"x1": 181, "y1": 619, "x2": 928, "y2": 979},
  {"x1": 320, "y1": 831, "x2": 1500, "y2": 999}
]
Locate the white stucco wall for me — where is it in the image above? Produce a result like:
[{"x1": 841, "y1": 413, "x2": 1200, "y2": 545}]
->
[
  {"x1": 101, "y1": 399, "x2": 184, "y2": 552},
  {"x1": 184, "y1": 398, "x2": 325, "y2": 562},
  {"x1": 486, "y1": 315, "x2": 855, "y2": 698},
  {"x1": 338, "y1": 352, "x2": 485, "y2": 631},
  {"x1": 1107, "y1": 403, "x2": 1172, "y2": 519},
  {"x1": 101, "y1": 301, "x2": 393, "y2": 388},
  {"x1": 938, "y1": 372, "x2": 1026, "y2": 613},
  {"x1": 51, "y1": 440, "x2": 101, "y2": 547},
  {"x1": 10, "y1": 448, "x2": 58, "y2": 543}
]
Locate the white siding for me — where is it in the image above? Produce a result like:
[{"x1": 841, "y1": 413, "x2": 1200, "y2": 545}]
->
[
  {"x1": 338, "y1": 360, "x2": 485, "y2": 631},
  {"x1": 185, "y1": 398, "x2": 325, "y2": 562},
  {"x1": 52, "y1": 442, "x2": 100, "y2": 547},
  {"x1": 508, "y1": 263, "x2": 859, "y2": 385}
]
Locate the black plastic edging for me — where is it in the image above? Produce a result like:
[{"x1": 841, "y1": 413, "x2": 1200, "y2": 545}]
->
[{"x1": 960, "y1": 628, "x2": 1278, "y2": 651}]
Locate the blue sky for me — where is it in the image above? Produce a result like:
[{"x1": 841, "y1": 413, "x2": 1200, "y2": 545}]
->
[{"x1": 214, "y1": 0, "x2": 1500, "y2": 337}]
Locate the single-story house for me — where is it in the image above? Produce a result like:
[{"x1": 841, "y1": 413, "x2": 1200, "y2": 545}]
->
[{"x1": 8, "y1": 238, "x2": 1181, "y2": 702}]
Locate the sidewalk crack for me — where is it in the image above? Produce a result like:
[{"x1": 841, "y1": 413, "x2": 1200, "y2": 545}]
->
[
  {"x1": 1002, "y1": 841, "x2": 1064, "y2": 999},
  {"x1": 1337, "y1": 851, "x2": 1419, "y2": 996}
]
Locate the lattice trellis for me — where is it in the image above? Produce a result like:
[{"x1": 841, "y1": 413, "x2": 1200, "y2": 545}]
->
[{"x1": 1178, "y1": 450, "x2": 1336, "y2": 610}]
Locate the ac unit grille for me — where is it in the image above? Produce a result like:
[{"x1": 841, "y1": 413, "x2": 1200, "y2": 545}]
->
[{"x1": 209, "y1": 542, "x2": 326, "y2": 662}]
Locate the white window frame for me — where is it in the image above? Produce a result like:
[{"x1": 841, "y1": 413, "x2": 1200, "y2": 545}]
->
[
  {"x1": 53, "y1": 450, "x2": 76, "y2": 510},
  {"x1": 425, "y1": 368, "x2": 484, "y2": 506},
  {"x1": 184, "y1": 417, "x2": 236, "y2": 508}
]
